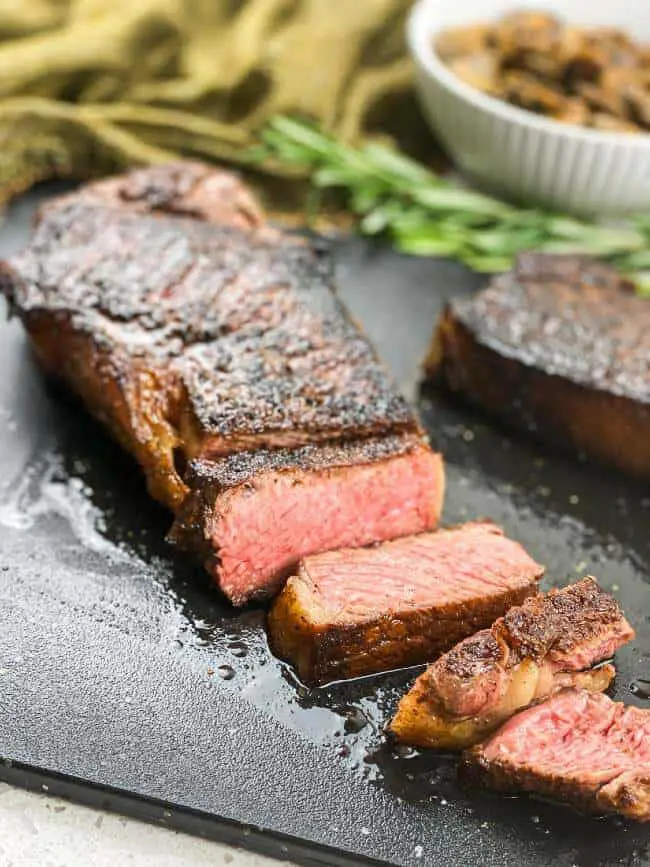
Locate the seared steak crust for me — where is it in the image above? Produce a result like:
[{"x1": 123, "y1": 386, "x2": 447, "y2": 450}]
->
[
  {"x1": 177, "y1": 434, "x2": 423, "y2": 493},
  {"x1": 501, "y1": 575, "x2": 629, "y2": 664},
  {"x1": 269, "y1": 578, "x2": 533, "y2": 684},
  {"x1": 389, "y1": 578, "x2": 634, "y2": 749},
  {"x1": 3, "y1": 201, "x2": 418, "y2": 506},
  {"x1": 427, "y1": 253, "x2": 650, "y2": 477},
  {"x1": 439, "y1": 630, "x2": 503, "y2": 681},
  {"x1": 38, "y1": 161, "x2": 264, "y2": 229}
]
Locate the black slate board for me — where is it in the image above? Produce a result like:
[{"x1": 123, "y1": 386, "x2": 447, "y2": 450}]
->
[{"x1": 0, "y1": 186, "x2": 649, "y2": 867}]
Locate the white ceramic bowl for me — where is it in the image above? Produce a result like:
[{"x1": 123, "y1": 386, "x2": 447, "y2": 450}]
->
[{"x1": 407, "y1": 0, "x2": 650, "y2": 215}]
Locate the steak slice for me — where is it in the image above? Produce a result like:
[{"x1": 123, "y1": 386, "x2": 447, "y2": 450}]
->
[
  {"x1": 267, "y1": 522, "x2": 543, "y2": 684},
  {"x1": 426, "y1": 253, "x2": 650, "y2": 478},
  {"x1": 462, "y1": 689, "x2": 650, "y2": 821},
  {"x1": 172, "y1": 435, "x2": 444, "y2": 605},
  {"x1": 38, "y1": 161, "x2": 265, "y2": 229},
  {"x1": 389, "y1": 577, "x2": 634, "y2": 749},
  {"x1": 2, "y1": 200, "x2": 421, "y2": 509}
]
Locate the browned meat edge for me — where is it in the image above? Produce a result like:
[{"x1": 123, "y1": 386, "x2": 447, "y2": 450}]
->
[
  {"x1": 37, "y1": 161, "x2": 265, "y2": 229},
  {"x1": 426, "y1": 253, "x2": 650, "y2": 478},
  {"x1": 460, "y1": 744, "x2": 615, "y2": 816},
  {"x1": 268, "y1": 579, "x2": 538, "y2": 685}
]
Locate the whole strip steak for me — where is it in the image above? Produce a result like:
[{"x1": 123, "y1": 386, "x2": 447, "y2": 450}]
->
[
  {"x1": 1, "y1": 164, "x2": 444, "y2": 604},
  {"x1": 427, "y1": 253, "x2": 650, "y2": 478}
]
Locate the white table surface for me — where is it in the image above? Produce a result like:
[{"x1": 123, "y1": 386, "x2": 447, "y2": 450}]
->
[{"x1": 0, "y1": 783, "x2": 293, "y2": 867}]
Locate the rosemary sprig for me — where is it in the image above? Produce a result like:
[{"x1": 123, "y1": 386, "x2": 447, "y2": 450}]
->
[{"x1": 250, "y1": 116, "x2": 650, "y2": 296}]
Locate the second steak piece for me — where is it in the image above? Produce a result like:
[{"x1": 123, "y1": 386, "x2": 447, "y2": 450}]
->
[
  {"x1": 427, "y1": 253, "x2": 650, "y2": 479},
  {"x1": 463, "y1": 689, "x2": 650, "y2": 821},
  {"x1": 389, "y1": 577, "x2": 634, "y2": 749},
  {"x1": 267, "y1": 522, "x2": 543, "y2": 684}
]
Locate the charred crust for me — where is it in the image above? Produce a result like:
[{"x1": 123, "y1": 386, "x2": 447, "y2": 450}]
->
[
  {"x1": 37, "y1": 161, "x2": 265, "y2": 228},
  {"x1": 183, "y1": 434, "x2": 426, "y2": 491},
  {"x1": 435, "y1": 630, "x2": 505, "y2": 681},
  {"x1": 447, "y1": 254, "x2": 649, "y2": 403},
  {"x1": 513, "y1": 252, "x2": 627, "y2": 289},
  {"x1": 502, "y1": 577, "x2": 625, "y2": 661},
  {"x1": 5, "y1": 201, "x2": 417, "y2": 449},
  {"x1": 114, "y1": 162, "x2": 213, "y2": 210}
]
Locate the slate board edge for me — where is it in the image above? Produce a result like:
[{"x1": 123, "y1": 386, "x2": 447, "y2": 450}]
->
[{"x1": 0, "y1": 761, "x2": 387, "y2": 867}]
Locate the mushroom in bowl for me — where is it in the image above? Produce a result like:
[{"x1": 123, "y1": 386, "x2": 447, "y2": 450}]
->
[{"x1": 407, "y1": 0, "x2": 650, "y2": 215}]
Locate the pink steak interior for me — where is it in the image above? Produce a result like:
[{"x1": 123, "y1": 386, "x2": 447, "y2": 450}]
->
[
  {"x1": 301, "y1": 521, "x2": 542, "y2": 623},
  {"x1": 481, "y1": 689, "x2": 650, "y2": 785},
  {"x1": 211, "y1": 445, "x2": 444, "y2": 605}
]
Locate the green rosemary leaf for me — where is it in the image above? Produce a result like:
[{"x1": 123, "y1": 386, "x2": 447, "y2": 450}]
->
[
  {"x1": 393, "y1": 233, "x2": 465, "y2": 256},
  {"x1": 359, "y1": 143, "x2": 435, "y2": 186},
  {"x1": 252, "y1": 115, "x2": 650, "y2": 294},
  {"x1": 633, "y1": 272, "x2": 650, "y2": 296},
  {"x1": 616, "y1": 250, "x2": 650, "y2": 270},
  {"x1": 460, "y1": 254, "x2": 514, "y2": 273}
]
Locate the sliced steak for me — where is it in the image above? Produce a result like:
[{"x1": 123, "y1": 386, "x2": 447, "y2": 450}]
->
[
  {"x1": 2, "y1": 200, "x2": 422, "y2": 509},
  {"x1": 172, "y1": 435, "x2": 443, "y2": 605},
  {"x1": 2, "y1": 164, "x2": 442, "y2": 604},
  {"x1": 463, "y1": 689, "x2": 650, "y2": 821},
  {"x1": 267, "y1": 522, "x2": 543, "y2": 684},
  {"x1": 38, "y1": 161, "x2": 264, "y2": 229},
  {"x1": 426, "y1": 253, "x2": 650, "y2": 478},
  {"x1": 389, "y1": 577, "x2": 634, "y2": 749}
]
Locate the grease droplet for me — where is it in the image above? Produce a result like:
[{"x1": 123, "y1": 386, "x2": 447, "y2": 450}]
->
[
  {"x1": 229, "y1": 642, "x2": 247, "y2": 658},
  {"x1": 344, "y1": 708, "x2": 368, "y2": 734},
  {"x1": 217, "y1": 665, "x2": 235, "y2": 681},
  {"x1": 631, "y1": 679, "x2": 650, "y2": 699}
]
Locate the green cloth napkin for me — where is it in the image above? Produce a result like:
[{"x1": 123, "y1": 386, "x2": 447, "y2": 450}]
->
[{"x1": 0, "y1": 0, "x2": 432, "y2": 207}]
